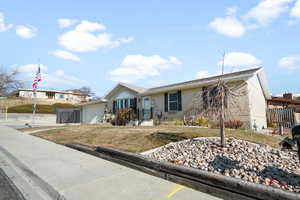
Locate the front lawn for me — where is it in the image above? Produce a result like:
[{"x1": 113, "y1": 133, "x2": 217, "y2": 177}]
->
[{"x1": 30, "y1": 124, "x2": 283, "y2": 152}]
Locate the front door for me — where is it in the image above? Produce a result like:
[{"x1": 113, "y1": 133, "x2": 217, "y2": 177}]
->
[{"x1": 143, "y1": 97, "x2": 151, "y2": 120}]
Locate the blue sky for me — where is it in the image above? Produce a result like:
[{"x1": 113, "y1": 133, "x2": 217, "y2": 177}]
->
[{"x1": 1, "y1": 0, "x2": 300, "y2": 96}]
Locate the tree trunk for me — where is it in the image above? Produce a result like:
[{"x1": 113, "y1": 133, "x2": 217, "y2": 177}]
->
[{"x1": 220, "y1": 85, "x2": 225, "y2": 147}]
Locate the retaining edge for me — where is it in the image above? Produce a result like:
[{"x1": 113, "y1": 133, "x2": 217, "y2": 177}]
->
[{"x1": 66, "y1": 144, "x2": 300, "y2": 200}]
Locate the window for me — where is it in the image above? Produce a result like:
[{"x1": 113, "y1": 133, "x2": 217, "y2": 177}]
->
[
  {"x1": 115, "y1": 98, "x2": 136, "y2": 110},
  {"x1": 169, "y1": 92, "x2": 178, "y2": 111},
  {"x1": 120, "y1": 99, "x2": 124, "y2": 108},
  {"x1": 59, "y1": 94, "x2": 65, "y2": 99},
  {"x1": 46, "y1": 92, "x2": 55, "y2": 99}
]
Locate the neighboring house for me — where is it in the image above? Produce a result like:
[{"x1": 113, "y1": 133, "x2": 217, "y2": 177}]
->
[
  {"x1": 12, "y1": 89, "x2": 89, "y2": 104},
  {"x1": 80, "y1": 67, "x2": 271, "y2": 130},
  {"x1": 268, "y1": 93, "x2": 300, "y2": 111}
]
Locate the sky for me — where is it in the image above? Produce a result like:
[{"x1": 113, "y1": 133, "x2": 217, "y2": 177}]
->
[{"x1": 1, "y1": 0, "x2": 300, "y2": 97}]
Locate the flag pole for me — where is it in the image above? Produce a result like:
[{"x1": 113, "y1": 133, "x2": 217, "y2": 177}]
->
[{"x1": 32, "y1": 60, "x2": 40, "y2": 124}]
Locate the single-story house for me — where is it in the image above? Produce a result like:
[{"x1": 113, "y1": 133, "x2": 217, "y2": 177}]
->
[
  {"x1": 268, "y1": 93, "x2": 300, "y2": 112},
  {"x1": 12, "y1": 89, "x2": 89, "y2": 104},
  {"x1": 80, "y1": 67, "x2": 271, "y2": 130}
]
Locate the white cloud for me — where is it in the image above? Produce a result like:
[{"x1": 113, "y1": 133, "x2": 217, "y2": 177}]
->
[
  {"x1": 75, "y1": 20, "x2": 106, "y2": 32},
  {"x1": 195, "y1": 70, "x2": 212, "y2": 79},
  {"x1": 245, "y1": 0, "x2": 293, "y2": 25},
  {"x1": 209, "y1": 16, "x2": 246, "y2": 38},
  {"x1": 291, "y1": 0, "x2": 300, "y2": 18},
  {"x1": 42, "y1": 73, "x2": 88, "y2": 88},
  {"x1": 0, "y1": 12, "x2": 13, "y2": 32},
  {"x1": 55, "y1": 69, "x2": 65, "y2": 76},
  {"x1": 279, "y1": 55, "x2": 300, "y2": 69},
  {"x1": 58, "y1": 20, "x2": 133, "y2": 52},
  {"x1": 110, "y1": 55, "x2": 182, "y2": 83},
  {"x1": 226, "y1": 7, "x2": 239, "y2": 16},
  {"x1": 217, "y1": 52, "x2": 262, "y2": 70},
  {"x1": 52, "y1": 49, "x2": 80, "y2": 61},
  {"x1": 16, "y1": 64, "x2": 48, "y2": 73},
  {"x1": 16, "y1": 64, "x2": 88, "y2": 89},
  {"x1": 168, "y1": 56, "x2": 182, "y2": 65},
  {"x1": 16, "y1": 25, "x2": 37, "y2": 39},
  {"x1": 58, "y1": 18, "x2": 77, "y2": 28}
]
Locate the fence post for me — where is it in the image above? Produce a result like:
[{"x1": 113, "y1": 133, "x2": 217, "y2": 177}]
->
[{"x1": 279, "y1": 124, "x2": 283, "y2": 135}]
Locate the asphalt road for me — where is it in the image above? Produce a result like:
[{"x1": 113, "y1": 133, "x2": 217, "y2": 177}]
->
[{"x1": 0, "y1": 168, "x2": 25, "y2": 200}]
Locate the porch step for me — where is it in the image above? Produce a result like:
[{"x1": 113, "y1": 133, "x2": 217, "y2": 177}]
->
[{"x1": 140, "y1": 120, "x2": 154, "y2": 126}]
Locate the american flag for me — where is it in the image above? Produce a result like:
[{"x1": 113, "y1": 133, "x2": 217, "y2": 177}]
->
[{"x1": 32, "y1": 65, "x2": 42, "y2": 91}]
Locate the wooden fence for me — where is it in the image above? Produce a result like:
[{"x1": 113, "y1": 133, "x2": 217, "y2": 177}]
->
[{"x1": 267, "y1": 108, "x2": 295, "y2": 128}]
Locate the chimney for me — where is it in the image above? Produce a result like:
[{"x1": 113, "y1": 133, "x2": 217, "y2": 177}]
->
[{"x1": 283, "y1": 93, "x2": 293, "y2": 100}]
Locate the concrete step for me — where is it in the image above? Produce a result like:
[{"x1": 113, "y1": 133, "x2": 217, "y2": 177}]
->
[{"x1": 140, "y1": 120, "x2": 154, "y2": 126}]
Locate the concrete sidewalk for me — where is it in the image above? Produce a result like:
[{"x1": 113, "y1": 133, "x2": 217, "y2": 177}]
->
[{"x1": 0, "y1": 126, "x2": 221, "y2": 200}]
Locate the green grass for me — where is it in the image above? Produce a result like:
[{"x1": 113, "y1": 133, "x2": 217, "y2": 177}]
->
[{"x1": 8, "y1": 103, "x2": 77, "y2": 114}]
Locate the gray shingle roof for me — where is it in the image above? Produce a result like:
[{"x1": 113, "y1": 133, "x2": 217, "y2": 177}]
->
[
  {"x1": 141, "y1": 67, "x2": 264, "y2": 95},
  {"x1": 119, "y1": 82, "x2": 148, "y2": 93}
]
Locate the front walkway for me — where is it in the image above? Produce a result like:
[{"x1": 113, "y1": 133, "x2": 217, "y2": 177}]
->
[{"x1": 0, "y1": 126, "x2": 220, "y2": 200}]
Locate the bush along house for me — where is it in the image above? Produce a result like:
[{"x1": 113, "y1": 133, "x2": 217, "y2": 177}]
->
[{"x1": 80, "y1": 67, "x2": 271, "y2": 130}]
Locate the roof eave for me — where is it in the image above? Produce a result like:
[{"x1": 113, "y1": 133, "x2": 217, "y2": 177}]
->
[
  {"x1": 79, "y1": 99, "x2": 108, "y2": 106},
  {"x1": 141, "y1": 74, "x2": 253, "y2": 96},
  {"x1": 256, "y1": 69, "x2": 271, "y2": 100}
]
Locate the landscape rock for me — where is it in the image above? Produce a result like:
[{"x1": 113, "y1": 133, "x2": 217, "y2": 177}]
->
[{"x1": 147, "y1": 137, "x2": 300, "y2": 193}]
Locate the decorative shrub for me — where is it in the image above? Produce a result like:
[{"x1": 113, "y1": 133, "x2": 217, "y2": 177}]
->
[
  {"x1": 195, "y1": 116, "x2": 210, "y2": 127},
  {"x1": 267, "y1": 122, "x2": 277, "y2": 128},
  {"x1": 174, "y1": 120, "x2": 184, "y2": 126},
  {"x1": 224, "y1": 120, "x2": 243, "y2": 129},
  {"x1": 111, "y1": 108, "x2": 136, "y2": 126}
]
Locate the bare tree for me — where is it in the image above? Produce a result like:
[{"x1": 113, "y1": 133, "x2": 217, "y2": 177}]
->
[
  {"x1": 0, "y1": 68, "x2": 23, "y2": 97},
  {"x1": 184, "y1": 53, "x2": 247, "y2": 147},
  {"x1": 71, "y1": 86, "x2": 95, "y2": 97}
]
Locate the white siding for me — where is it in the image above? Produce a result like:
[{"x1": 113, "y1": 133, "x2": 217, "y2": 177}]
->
[
  {"x1": 81, "y1": 103, "x2": 105, "y2": 124},
  {"x1": 247, "y1": 75, "x2": 267, "y2": 130}
]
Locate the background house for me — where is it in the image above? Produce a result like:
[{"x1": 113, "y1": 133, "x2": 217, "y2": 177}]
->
[
  {"x1": 268, "y1": 93, "x2": 300, "y2": 111},
  {"x1": 12, "y1": 89, "x2": 90, "y2": 104}
]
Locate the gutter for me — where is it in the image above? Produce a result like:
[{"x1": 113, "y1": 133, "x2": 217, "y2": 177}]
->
[{"x1": 141, "y1": 74, "x2": 253, "y2": 96}]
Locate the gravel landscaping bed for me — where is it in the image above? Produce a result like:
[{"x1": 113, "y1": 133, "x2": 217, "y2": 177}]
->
[{"x1": 148, "y1": 137, "x2": 300, "y2": 192}]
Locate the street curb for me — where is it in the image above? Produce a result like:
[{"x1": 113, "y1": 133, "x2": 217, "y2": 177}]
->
[{"x1": 0, "y1": 146, "x2": 66, "y2": 200}]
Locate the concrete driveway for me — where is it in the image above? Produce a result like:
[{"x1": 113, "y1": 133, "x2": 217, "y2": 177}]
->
[{"x1": 0, "y1": 126, "x2": 221, "y2": 200}]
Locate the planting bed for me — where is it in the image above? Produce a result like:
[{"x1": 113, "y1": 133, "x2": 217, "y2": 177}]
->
[{"x1": 148, "y1": 137, "x2": 300, "y2": 192}]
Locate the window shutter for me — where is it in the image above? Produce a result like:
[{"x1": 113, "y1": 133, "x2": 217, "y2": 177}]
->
[
  {"x1": 177, "y1": 90, "x2": 182, "y2": 111},
  {"x1": 113, "y1": 100, "x2": 116, "y2": 114},
  {"x1": 164, "y1": 93, "x2": 168, "y2": 112},
  {"x1": 133, "y1": 98, "x2": 137, "y2": 109}
]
